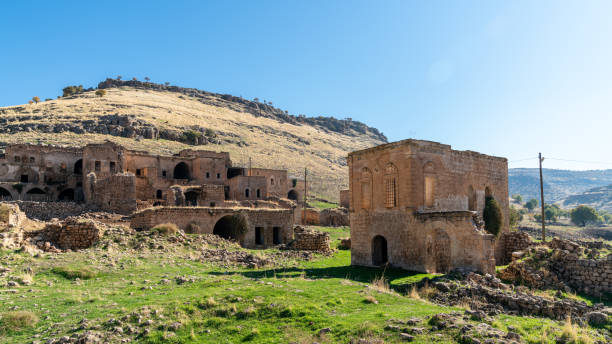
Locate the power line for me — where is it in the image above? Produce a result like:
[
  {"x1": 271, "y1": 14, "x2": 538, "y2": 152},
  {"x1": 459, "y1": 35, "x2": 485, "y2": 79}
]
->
[
  {"x1": 508, "y1": 157, "x2": 539, "y2": 163},
  {"x1": 545, "y1": 157, "x2": 612, "y2": 165}
]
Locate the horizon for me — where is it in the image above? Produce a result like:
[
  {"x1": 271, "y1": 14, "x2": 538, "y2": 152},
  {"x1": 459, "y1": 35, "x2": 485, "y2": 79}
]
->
[{"x1": 2, "y1": 1, "x2": 612, "y2": 171}]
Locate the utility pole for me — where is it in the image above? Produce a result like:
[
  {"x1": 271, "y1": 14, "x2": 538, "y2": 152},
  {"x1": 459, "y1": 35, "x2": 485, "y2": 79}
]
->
[
  {"x1": 539, "y1": 152, "x2": 546, "y2": 242},
  {"x1": 304, "y1": 167, "x2": 307, "y2": 210}
]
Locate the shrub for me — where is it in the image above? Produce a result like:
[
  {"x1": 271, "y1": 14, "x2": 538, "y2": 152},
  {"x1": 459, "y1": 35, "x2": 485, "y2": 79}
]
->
[
  {"x1": 62, "y1": 85, "x2": 84, "y2": 97},
  {"x1": 525, "y1": 198, "x2": 538, "y2": 211},
  {"x1": 186, "y1": 222, "x2": 201, "y2": 233},
  {"x1": 32, "y1": 96, "x2": 40, "y2": 104},
  {"x1": 0, "y1": 311, "x2": 39, "y2": 332},
  {"x1": 570, "y1": 205, "x2": 599, "y2": 227},
  {"x1": 152, "y1": 223, "x2": 179, "y2": 236},
  {"x1": 509, "y1": 206, "x2": 523, "y2": 228},
  {"x1": 204, "y1": 128, "x2": 216, "y2": 138},
  {"x1": 95, "y1": 89, "x2": 106, "y2": 97},
  {"x1": 181, "y1": 130, "x2": 202, "y2": 145},
  {"x1": 362, "y1": 295, "x2": 378, "y2": 304},
  {"x1": 51, "y1": 266, "x2": 98, "y2": 280},
  {"x1": 483, "y1": 196, "x2": 503, "y2": 236}
]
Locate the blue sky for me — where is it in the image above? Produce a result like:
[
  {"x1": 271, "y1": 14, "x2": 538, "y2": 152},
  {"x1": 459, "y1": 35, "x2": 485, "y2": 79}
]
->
[{"x1": 1, "y1": 1, "x2": 612, "y2": 170}]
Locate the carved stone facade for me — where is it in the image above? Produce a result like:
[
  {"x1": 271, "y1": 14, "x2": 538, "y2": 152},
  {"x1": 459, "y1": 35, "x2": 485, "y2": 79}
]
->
[{"x1": 348, "y1": 139, "x2": 509, "y2": 274}]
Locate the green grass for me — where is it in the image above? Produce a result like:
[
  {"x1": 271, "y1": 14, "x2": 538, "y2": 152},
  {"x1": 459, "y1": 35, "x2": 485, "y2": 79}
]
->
[
  {"x1": 309, "y1": 200, "x2": 338, "y2": 210},
  {"x1": 0, "y1": 226, "x2": 608, "y2": 343}
]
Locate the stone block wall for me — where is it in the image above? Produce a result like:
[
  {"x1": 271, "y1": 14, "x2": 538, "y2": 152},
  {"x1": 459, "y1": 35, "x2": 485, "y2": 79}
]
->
[
  {"x1": 301, "y1": 208, "x2": 320, "y2": 225},
  {"x1": 6, "y1": 201, "x2": 92, "y2": 221},
  {"x1": 28, "y1": 217, "x2": 101, "y2": 251},
  {"x1": 93, "y1": 173, "x2": 137, "y2": 214},
  {"x1": 339, "y1": 189, "x2": 349, "y2": 208},
  {"x1": 291, "y1": 226, "x2": 330, "y2": 252},
  {"x1": 319, "y1": 208, "x2": 349, "y2": 227},
  {"x1": 499, "y1": 231, "x2": 533, "y2": 264},
  {"x1": 0, "y1": 203, "x2": 26, "y2": 227}
]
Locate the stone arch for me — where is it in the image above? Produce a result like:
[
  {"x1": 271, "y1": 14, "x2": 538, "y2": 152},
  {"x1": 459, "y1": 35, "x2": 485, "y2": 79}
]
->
[
  {"x1": 287, "y1": 189, "x2": 298, "y2": 200},
  {"x1": 467, "y1": 185, "x2": 476, "y2": 211},
  {"x1": 361, "y1": 167, "x2": 372, "y2": 210},
  {"x1": 74, "y1": 159, "x2": 83, "y2": 175},
  {"x1": 184, "y1": 190, "x2": 199, "y2": 206},
  {"x1": 58, "y1": 188, "x2": 75, "y2": 201},
  {"x1": 434, "y1": 229, "x2": 451, "y2": 273},
  {"x1": 384, "y1": 163, "x2": 398, "y2": 208},
  {"x1": 0, "y1": 187, "x2": 12, "y2": 200},
  {"x1": 25, "y1": 187, "x2": 46, "y2": 201},
  {"x1": 371, "y1": 235, "x2": 388, "y2": 266},
  {"x1": 213, "y1": 214, "x2": 247, "y2": 241},
  {"x1": 173, "y1": 162, "x2": 190, "y2": 179}
]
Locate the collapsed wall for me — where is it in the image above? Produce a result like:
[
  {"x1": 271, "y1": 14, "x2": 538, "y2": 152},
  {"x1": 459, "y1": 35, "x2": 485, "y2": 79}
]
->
[
  {"x1": 27, "y1": 217, "x2": 102, "y2": 251},
  {"x1": 289, "y1": 226, "x2": 331, "y2": 252},
  {"x1": 5, "y1": 201, "x2": 93, "y2": 221}
]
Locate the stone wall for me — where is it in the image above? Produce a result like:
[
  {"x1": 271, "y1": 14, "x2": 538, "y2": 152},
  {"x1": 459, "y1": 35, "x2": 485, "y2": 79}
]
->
[
  {"x1": 0, "y1": 203, "x2": 26, "y2": 227},
  {"x1": 28, "y1": 217, "x2": 101, "y2": 251},
  {"x1": 291, "y1": 226, "x2": 331, "y2": 252},
  {"x1": 92, "y1": 173, "x2": 137, "y2": 214},
  {"x1": 6, "y1": 201, "x2": 93, "y2": 220},
  {"x1": 319, "y1": 208, "x2": 349, "y2": 227},
  {"x1": 499, "y1": 231, "x2": 533, "y2": 264},
  {"x1": 130, "y1": 206, "x2": 293, "y2": 249},
  {"x1": 339, "y1": 189, "x2": 349, "y2": 208},
  {"x1": 301, "y1": 208, "x2": 320, "y2": 225}
]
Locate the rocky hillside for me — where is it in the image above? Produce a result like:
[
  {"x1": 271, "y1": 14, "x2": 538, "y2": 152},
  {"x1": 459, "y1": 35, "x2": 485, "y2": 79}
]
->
[
  {"x1": 562, "y1": 184, "x2": 612, "y2": 212},
  {"x1": 0, "y1": 79, "x2": 387, "y2": 201},
  {"x1": 509, "y1": 168, "x2": 612, "y2": 203}
]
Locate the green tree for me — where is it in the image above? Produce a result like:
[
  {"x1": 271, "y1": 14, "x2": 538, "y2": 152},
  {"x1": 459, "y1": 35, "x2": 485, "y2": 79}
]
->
[
  {"x1": 509, "y1": 206, "x2": 523, "y2": 228},
  {"x1": 525, "y1": 198, "x2": 538, "y2": 211},
  {"x1": 544, "y1": 204, "x2": 558, "y2": 223},
  {"x1": 570, "y1": 205, "x2": 600, "y2": 227},
  {"x1": 483, "y1": 196, "x2": 503, "y2": 236},
  {"x1": 32, "y1": 96, "x2": 40, "y2": 104},
  {"x1": 512, "y1": 194, "x2": 523, "y2": 204}
]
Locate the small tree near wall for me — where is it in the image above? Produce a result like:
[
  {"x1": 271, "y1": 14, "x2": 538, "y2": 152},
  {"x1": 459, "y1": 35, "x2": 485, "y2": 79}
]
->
[{"x1": 483, "y1": 196, "x2": 503, "y2": 236}]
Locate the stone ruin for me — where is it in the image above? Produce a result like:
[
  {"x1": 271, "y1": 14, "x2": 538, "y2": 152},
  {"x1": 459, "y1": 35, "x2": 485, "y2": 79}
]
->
[
  {"x1": 27, "y1": 217, "x2": 102, "y2": 251},
  {"x1": 287, "y1": 226, "x2": 331, "y2": 252}
]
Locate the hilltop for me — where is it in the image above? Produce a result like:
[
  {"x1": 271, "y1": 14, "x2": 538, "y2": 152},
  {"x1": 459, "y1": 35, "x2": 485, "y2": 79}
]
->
[{"x1": 0, "y1": 79, "x2": 387, "y2": 201}]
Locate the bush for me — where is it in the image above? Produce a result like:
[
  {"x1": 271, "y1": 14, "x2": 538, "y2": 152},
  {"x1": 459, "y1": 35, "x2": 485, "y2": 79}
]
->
[
  {"x1": 525, "y1": 198, "x2": 538, "y2": 211},
  {"x1": 32, "y1": 96, "x2": 40, "y2": 104},
  {"x1": 512, "y1": 194, "x2": 523, "y2": 204},
  {"x1": 181, "y1": 130, "x2": 202, "y2": 145},
  {"x1": 186, "y1": 222, "x2": 201, "y2": 233},
  {"x1": 152, "y1": 223, "x2": 179, "y2": 236},
  {"x1": 62, "y1": 85, "x2": 84, "y2": 97},
  {"x1": 51, "y1": 266, "x2": 98, "y2": 280},
  {"x1": 570, "y1": 205, "x2": 600, "y2": 227},
  {"x1": 0, "y1": 311, "x2": 39, "y2": 332},
  {"x1": 95, "y1": 89, "x2": 106, "y2": 97},
  {"x1": 509, "y1": 206, "x2": 522, "y2": 228},
  {"x1": 483, "y1": 196, "x2": 503, "y2": 236}
]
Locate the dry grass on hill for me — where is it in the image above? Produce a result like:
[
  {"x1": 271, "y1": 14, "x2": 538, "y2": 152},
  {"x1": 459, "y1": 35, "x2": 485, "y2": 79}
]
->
[{"x1": 0, "y1": 87, "x2": 385, "y2": 200}]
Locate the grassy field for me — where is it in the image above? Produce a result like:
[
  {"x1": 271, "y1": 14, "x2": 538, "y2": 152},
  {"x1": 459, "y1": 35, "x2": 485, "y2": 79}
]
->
[{"x1": 0, "y1": 226, "x2": 607, "y2": 343}]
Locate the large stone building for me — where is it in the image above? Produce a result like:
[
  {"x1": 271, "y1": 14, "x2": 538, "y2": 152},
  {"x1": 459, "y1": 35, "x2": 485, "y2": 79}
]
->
[
  {"x1": 348, "y1": 139, "x2": 509, "y2": 274},
  {"x1": 0, "y1": 141, "x2": 301, "y2": 248}
]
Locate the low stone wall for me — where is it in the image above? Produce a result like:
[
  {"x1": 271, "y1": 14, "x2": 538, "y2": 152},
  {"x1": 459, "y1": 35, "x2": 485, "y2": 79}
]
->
[
  {"x1": 0, "y1": 203, "x2": 26, "y2": 227},
  {"x1": 291, "y1": 226, "x2": 330, "y2": 252},
  {"x1": 301, "y1": 208, "x2": 320, "y2": 225},
  {"x1": 5, "y1": 201, "x2": 93, "y2": 221},
  {"x1": 319, "y1": 208, "x2": 349, "y2": 227},
  {"x1": 28, "y1": 217, "x2": 101, "y2": 251},
  {"x1": 500, "y1": 231, "x2": 533, "y2": 264}
]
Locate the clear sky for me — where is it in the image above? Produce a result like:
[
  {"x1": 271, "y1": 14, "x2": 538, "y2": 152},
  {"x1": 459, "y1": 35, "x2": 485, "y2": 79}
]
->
[{"x1": 1, "y1": 1, "x2": 611, "y2": 171}]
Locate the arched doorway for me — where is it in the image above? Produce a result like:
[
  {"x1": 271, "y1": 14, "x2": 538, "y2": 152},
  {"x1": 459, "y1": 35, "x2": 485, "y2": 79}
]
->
[
  {"x1": 371, "y1": 235, "x2": 388, "y2": 266},
  {"x1": 434, "y1": 229, "x2": 451, "y2": 273},
  {"x1": 287, "y1": 189, "x2": 298, "y2": 200},
  {"x1": 0, "y1": 187, "x2": 12, "y2": 200},
  {"x1": 74, "y1": 159, "x2": 83, "y2": 175},
  {"x1": 213, "y1": 215, "x2": 247, "y2": 241},
  {"x1": 173, "y1": 162, "x2": 190, "y2": 179},
  {"x1": 58, "y1": 188, "x2": 75, "y2": 201},
  {"x1": 184, "y1": 190, "x2": 199, "y2": 206},
  {"x1": 25, "y1": 188, "x2": 46, "y2": 201}
]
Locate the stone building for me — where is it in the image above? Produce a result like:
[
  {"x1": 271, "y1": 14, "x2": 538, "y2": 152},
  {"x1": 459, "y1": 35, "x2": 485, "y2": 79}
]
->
[
  {"x1": 0, "y1": 141, "x2": 300, "y2": 213},
  {"x1": 348, "y1": 139, "x2": 509, "y2": 274}
]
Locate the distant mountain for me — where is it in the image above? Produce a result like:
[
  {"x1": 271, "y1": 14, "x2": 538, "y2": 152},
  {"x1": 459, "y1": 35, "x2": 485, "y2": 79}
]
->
[
  {"x1": 508, "y1": 168, "x2": 612, "y2": 204},
  {"x1": 561, "y1": 184, "x2": 612, "y2": 212}
]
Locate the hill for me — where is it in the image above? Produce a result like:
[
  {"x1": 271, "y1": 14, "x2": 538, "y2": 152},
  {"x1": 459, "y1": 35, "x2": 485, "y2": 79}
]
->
[
  {"x1": 561, "y1": 184, "x2": 612, "y2": 212},
  {"x1": 0, "y1": 79, "x2": 387, "y2": 201},
  {"x1": 509, "y1": 168, "x2": 612, "y2": 203}
]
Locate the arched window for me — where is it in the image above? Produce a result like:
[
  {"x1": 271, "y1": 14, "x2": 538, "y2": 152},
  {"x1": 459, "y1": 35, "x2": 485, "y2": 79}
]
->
[
  {"x1": 156, "y1": 190, "x2": 163, "y2": 199},
  {"x1": 384, "y1": 163, "x2": 398, "y2": 208},
  {"x1": 245, "y1": 188, "x2": 250, "y2": 198},
  {"x1": 256, "y1": 189, "x2": 261, "y2": 198},
  {"x1": 423, "y1": 162, "x2": 435, "y2": 208},
  {"x1": 361, "y1": 167, "x2": 372, "y2": 210},
  {"x1": 173, "y1": 162, "x2": 190, "y2": 179},
  {"x1": 270, "y1": 178, "x2": 275, "y2": 185}
]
